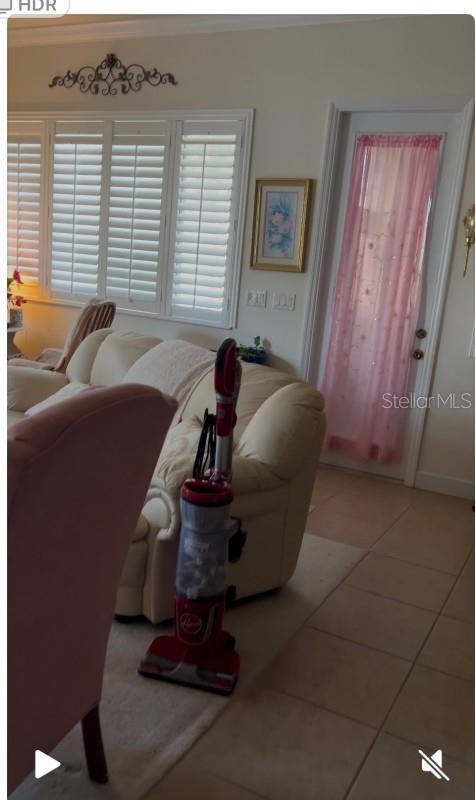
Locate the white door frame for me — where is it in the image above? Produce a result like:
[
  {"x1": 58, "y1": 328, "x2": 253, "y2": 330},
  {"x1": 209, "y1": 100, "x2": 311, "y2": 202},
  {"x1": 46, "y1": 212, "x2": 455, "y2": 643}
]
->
[{"x1": 300, "y1": 97, "x2": 474, "y2": 486}]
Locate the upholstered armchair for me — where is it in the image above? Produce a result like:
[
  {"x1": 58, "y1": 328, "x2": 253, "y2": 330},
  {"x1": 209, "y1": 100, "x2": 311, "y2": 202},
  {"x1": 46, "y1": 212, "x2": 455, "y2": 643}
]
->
[
  {"x1": 8, "y1": 383, "x2": 177, "y2": 792},
  {"x1": 8, "y1": 298, "x2": 116, "y2": 372}
]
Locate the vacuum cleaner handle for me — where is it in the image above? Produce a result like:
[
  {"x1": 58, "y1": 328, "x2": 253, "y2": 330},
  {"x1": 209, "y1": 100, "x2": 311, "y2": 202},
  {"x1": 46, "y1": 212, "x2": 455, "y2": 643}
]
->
[
  {"x1": 215, "y1": 338, "x2": 241, "y2": 400},
  {"x1": 213, "y1": 339, "x2": 241, "y2": 481}
]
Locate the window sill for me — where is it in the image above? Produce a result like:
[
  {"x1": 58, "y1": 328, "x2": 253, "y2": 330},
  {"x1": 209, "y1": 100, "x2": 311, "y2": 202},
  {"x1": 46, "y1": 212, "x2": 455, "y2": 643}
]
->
[{"x1": 26, "y1": 295, "x2": 233, "y2": 331}]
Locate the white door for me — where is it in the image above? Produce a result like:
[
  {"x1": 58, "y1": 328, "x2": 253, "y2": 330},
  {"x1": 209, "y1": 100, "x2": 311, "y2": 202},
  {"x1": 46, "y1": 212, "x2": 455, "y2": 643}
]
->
[{"x1": 315, "y1": 109, "x2": 467, "y2": 482}]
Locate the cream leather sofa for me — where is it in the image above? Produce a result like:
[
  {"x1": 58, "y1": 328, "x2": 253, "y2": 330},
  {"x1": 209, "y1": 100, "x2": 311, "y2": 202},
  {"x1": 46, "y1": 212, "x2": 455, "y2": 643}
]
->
[{"x1": 8, "y1": 330, "x2": 326, "y2": 623}]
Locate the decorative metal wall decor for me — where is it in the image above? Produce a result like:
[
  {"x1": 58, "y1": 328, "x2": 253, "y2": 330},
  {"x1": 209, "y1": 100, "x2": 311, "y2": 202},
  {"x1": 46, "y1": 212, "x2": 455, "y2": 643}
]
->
[
  {"x1": 49, "y1": 52, "x2": 178, "y2": 96},
  {"x1": 463, "y1": 203, "x2": 475, "y2": 277}
]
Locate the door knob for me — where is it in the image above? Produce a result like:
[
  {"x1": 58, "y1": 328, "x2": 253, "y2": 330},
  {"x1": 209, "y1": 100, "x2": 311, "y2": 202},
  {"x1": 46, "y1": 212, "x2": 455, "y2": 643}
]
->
[
  {"x1": 415, "y1": 328, "x2": 427, "y2": 339},
  {"x1": 412, "y1": 349, "x2": 424, "y2": 360}
]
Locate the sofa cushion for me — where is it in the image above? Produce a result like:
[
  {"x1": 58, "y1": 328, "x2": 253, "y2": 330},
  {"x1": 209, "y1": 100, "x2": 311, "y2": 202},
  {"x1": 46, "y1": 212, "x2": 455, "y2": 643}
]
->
[
  {"x1": 7, "y1": 365, "x2": 69, "y2": 412},
  {"x1": 156, "y1": 414, "x2": 205, "y2": 500},
  {"x1": 123, "y1": 339, "x2": 214, "y2": 410},
  {"x1": 25, "y1": 382, "x2": 89, "y2": 417},
  {"x1": 90, "y1": 331, "x2": 161, "y2": 386},
  {"x1": 66, "y1": 328, "x2": 113, "y2": 384}
]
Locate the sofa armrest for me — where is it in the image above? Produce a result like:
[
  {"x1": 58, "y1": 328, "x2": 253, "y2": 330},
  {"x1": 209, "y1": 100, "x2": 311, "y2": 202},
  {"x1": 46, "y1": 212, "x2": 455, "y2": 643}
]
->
[
  {"x1": 7, "y1": 365, "x2": 69, "y2": 412},
  {"x1": 230, "y1": 455, "x2": 284, "y2": 495},
  {"x1": 236, "y1": 382, "x2": 325, "y2": 482},
  {"x1": 7, "y1": 358, "x2": 53, "y2": 370}
]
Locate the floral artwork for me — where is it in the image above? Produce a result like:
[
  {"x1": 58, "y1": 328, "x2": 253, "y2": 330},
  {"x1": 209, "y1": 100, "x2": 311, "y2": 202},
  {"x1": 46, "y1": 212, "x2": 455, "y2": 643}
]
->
[
  {"x1": 251, "y1": 179, "x2": 311, "y2": 272},
  {"x1": 262, "y1": 192, "x2": 298, "y2": 260}
]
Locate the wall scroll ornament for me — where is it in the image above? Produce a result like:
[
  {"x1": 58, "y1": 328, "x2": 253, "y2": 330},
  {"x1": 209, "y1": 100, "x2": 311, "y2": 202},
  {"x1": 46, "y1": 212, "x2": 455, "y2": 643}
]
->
[{"x1": 49, "y1": 52, "x2": 178, "y2": 96}]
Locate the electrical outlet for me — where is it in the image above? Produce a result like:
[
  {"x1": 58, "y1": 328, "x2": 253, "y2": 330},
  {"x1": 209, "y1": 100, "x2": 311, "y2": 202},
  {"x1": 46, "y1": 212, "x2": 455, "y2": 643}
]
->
[
  {"x1": 246, "y1": 289, "x2": 267, "y2": 308},
  {"x1": 272, "y1": 292, "x2": 296, "y2": 311}
]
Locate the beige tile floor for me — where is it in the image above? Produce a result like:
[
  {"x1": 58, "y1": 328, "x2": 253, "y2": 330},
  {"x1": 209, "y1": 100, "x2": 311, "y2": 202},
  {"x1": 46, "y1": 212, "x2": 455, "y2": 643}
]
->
[{"x1": 147, "y1": 466, "x2": 475, "y2": 800}]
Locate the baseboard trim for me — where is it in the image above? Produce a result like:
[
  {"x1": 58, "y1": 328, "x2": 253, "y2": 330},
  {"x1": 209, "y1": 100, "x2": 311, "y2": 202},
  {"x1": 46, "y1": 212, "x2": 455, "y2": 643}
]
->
[{"x1": 415, "y1": 471, "x2": 475, "y2": 500}]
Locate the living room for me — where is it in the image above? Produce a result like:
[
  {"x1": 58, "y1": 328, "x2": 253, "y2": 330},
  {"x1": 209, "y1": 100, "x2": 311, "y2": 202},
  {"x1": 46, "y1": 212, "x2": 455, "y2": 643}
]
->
[{"x1": 6, "y1": 10, "x2": 475, "y2": 800}]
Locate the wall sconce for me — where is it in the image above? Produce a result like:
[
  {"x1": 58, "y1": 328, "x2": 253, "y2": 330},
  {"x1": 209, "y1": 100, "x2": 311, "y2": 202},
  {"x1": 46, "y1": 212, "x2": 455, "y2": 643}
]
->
[{"x1": 463, "y1": 204, "x2": 475, "y2": 277}]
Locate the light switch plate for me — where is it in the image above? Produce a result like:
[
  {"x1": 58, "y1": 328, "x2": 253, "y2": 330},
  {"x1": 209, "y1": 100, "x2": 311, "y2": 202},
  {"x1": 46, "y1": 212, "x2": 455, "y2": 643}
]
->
[
  {"x1": 246, "y1": 289, "x2": 267, "y2": 308},
  {"x1": 272, "y1": 292, "x2": 296, "y2": 311}
]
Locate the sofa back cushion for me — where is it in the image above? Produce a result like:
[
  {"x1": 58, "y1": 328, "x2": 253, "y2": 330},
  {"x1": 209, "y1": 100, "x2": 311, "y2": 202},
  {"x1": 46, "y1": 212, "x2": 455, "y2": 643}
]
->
[
  {"x1": 90, "y1": 331, "x2": 162, "y2": 386},
  {"x1": 25, "y1": 382, "x2": 89, "y2": 417},
  {"x1": 66, "y1": 328, "x2": 114, "y2": 384},
  {"x1": 181, "y1": 361, "x2": 296, "y2": 441},
  {"x1": 123, "y1": 339, "x2": 214, "y2": 408}
]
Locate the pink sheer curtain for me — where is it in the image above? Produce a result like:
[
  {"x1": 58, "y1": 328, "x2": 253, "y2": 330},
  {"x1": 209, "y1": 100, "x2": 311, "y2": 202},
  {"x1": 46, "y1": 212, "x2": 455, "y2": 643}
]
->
[{"x1": 321, "y1": 134, "x2": 442, "y2": 464}]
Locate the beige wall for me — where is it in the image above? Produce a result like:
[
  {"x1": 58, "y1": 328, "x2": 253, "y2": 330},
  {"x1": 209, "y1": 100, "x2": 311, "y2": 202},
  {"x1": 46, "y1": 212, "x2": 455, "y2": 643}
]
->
[{"x1": 8, "y1": 15, "x2": 475, "y2": 486}]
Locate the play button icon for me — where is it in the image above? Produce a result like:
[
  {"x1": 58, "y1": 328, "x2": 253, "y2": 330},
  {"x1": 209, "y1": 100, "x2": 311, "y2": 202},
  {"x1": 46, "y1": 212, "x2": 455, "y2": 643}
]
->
[{"x1": 35, "y1": 750, "x2": 61, "y2": 779}]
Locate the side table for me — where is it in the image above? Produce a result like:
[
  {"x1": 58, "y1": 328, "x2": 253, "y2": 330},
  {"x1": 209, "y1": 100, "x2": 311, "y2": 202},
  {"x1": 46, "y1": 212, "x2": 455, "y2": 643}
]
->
[{"x1": 7, "y1": 324, "x2": 23, "y2": 359}]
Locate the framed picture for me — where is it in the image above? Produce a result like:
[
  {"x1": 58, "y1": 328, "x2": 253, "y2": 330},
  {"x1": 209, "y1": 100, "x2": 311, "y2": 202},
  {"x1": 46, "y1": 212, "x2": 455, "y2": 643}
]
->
[{"x1": 251, "y1": 179, "x2": 311, "y2": 272}]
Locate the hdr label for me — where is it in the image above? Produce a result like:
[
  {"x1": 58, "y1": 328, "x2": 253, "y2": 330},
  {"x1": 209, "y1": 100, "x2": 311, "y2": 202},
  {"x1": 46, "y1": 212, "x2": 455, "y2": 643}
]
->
[
  {"x1": 1, "y1": 0, "x2": 69, "y2": 15},
  {"x1": 19, "y1": 0, "x2": 57, "y2": 9}
]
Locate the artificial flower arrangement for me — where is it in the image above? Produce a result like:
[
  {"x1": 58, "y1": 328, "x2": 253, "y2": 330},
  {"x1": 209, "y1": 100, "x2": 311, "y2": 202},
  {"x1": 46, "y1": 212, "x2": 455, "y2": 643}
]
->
[{"x1": 7, "y1": 269, "x2": 27, "y2": 324}]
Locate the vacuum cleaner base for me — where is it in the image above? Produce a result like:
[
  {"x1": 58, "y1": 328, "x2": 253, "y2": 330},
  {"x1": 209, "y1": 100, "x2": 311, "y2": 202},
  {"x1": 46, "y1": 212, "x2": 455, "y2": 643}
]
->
[{"x1": 138, "y1": 631, "x2": 240, "y2": 696}]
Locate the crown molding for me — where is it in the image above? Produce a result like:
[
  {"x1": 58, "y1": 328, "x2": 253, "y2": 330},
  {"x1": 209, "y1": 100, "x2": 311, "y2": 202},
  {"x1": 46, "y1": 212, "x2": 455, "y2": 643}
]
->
[{"x1": 8, "y1": 14, "x2": 391, "y2": 48}]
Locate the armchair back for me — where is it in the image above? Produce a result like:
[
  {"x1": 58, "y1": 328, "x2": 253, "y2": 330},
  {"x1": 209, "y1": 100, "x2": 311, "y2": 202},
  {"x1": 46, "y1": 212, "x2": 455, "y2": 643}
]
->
[{"x1": 8, "y1": 383, "x2": 177, "y2": 792}]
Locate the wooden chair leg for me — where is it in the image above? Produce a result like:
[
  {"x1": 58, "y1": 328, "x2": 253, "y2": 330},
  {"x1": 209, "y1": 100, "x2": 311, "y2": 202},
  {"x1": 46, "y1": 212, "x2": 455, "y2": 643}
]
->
[{"x1": 81, "y1": 704, "x2": 108, "y2": 783}]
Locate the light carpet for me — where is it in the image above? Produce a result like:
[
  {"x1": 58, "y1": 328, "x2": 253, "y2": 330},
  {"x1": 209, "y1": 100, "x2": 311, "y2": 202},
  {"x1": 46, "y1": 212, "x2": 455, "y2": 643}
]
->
[{"x1": 12, "y1": 535, "x2": 363, "y2": 800}]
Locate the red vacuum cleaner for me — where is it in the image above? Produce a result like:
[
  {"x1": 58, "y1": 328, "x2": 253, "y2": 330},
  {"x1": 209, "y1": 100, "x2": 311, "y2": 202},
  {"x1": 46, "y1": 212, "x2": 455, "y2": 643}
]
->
[{"x1": 139, "y1": 338, "x2": 246, "y2": 695}]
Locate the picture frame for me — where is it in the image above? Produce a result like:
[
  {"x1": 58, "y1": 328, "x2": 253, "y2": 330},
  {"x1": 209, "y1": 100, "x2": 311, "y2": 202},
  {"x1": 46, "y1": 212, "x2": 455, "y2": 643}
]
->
[{"x1": 250, "y1": 178, "x2": 311, "y2": 272}]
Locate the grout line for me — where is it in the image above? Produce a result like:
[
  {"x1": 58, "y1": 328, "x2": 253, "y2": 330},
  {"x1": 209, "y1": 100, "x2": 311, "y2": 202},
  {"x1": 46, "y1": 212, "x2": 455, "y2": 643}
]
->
[
  {"x1": 294, "y1": 623, "x2": 476, "y2": 686},
  {"x1": 304, "y1": 621, "x2": 476, "y2": 684},
  {"x1": 199, "y1": 767, "x2": 271, "y2": 800},
  {"x1": 300, "y1": 508, "x2": 416, "y2": 631},
  {"x1": 441, "y1": 610, "x2": 474, "y2": 623},
  {"x1": 261, "y1": 650, "x2": 474, "y2": 745},
  {"x1": 307, "y1": 493, "x2": 417, "y2": 556},
  {"x1": 301, "y1": 625, "x2": 413, "y2": 663},
  {"x1": 366, "y1": 547, "x2": 465, "y2": 577},
  {"x1": 261, "y1": 684, "x2": 386, "y2": 731},
  {"x1": 341, "y1": 545, "x2": 475, "y2": 799},
  {"x1": 304, "y1": 624, "x2": 420, "y2": 662},
  {"x1": 338, "y1": 580, "x2": 455, "y2": 613}
]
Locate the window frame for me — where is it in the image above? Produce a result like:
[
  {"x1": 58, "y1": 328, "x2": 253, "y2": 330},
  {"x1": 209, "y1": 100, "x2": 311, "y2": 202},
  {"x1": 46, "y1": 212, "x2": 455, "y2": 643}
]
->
[
  {"x1": 7, "y1": 109, "x2": 254, "y2": 329},
  {"x1": 165, "y1": 118, "x2": 247, "y2": 328},
  {"x1": 7, "y1": 119, "x2": 50, "y2": 299}
]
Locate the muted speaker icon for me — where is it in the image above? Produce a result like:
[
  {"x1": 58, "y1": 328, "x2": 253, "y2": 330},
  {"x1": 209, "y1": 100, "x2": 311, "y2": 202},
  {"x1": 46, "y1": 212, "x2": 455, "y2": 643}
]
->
[{"x1": 419, "y1": 749, "x2": 450, "y2": 781}]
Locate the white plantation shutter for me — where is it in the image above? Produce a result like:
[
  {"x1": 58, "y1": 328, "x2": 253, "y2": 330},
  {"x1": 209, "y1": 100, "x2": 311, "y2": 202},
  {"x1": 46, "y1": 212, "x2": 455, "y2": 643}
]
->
[
  {"x1": 169, "y1": 121, "x2": 243, "y2": 324},
  {"x1": 8, "y1": 111, "x2": 251, "y2": 319},
  {"x1": 50, "y1": 123, "x2": 104, "y2": 297},
  {"x1": 106, "y1": 121, "x2": 167, "y2": 307},
  {"x1": 7, "y1": 134, "x2": 43, "y2": 288}
]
